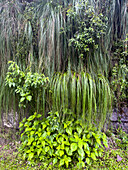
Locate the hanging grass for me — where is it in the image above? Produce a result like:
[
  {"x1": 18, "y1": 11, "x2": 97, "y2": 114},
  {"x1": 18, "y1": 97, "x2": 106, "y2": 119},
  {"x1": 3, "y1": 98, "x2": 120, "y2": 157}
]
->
[
  {"x1": 49, "y1": 71, "x2": 112, "y2": 128},
  {"x1": 0, "y1": 0, "x2": 127, "y2": 127}
]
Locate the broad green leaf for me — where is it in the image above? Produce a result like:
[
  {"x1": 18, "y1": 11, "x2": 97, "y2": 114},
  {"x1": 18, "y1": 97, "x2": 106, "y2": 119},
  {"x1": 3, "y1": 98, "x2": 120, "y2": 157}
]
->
[
  {"x1": 30, "y1": 131, "x2": 35, "y2": 136},
  {"x1": 22, "y1": 118, "x2": 26, "y2": 123},
  {"x1": 93, "y1": 149, "x2": 98, "y2": 157},
  {"x1": 85, "y1": 150, "x2": 90, "y2": 156},
  {"x1": 28, "y1": 152, "x2": 34, "y2": 160},
  {"x1": 78, "y1": 148, "x2": 85, "y2": 158},
  {"x1": 27, "y1": 141, "x2": 31, "y2": 146},
  {"x1": 78, "y1": 140, "x2": 84, "y2": 149},
  {"x1": 61, "y1": 143, "x2": 65, "y2": 150},
  {"x1": 37, "y1": 148, "x2": 42, "y2": 156},
  {"x1": 37, "y1": 140, "x2": 41, "y2": 145},
  {"x1": 25, "y1": 127, "x2": 32, "y2": 132},
  {"x1": 87, "y1": 134, "x2": 90, "y2": 138},
  {"x1": 96, "y1": 138, "x2": 101, "y2": 145},
  {"x1": 55, "y1": 150, "x2": 59, "y2": 156},
  {"x1": 23, "y1": 153, "x2": 26, "y2": 160},
  {"x1": 103, "y1": 133, "x2": 107, "y2": 140},
  {"x1": 49, "y1": 149, "x2": 54, "y2": 156},
  {"x1": 53, "y1": 158, "x2": 58, "y2": 165},
  {"x1": 45, "y1": 146, "x2": 50, "y2": 152},
  {"x1": 24, "y1": 122, "x2": 29, "y2": 127},
  {"x1": 71, "y1": 143, "x2": 78, "y2": 152},
  {"x1": 74, "y1": 133, "x2": 79, "y2": 140},
  {"x1": 41, "y1": 141, "x2": 45, "y2": 147},
  {"x1": 76, "y1": 126, "x2": 82, "y2": 135},
  {"x1": 69, "y1": 137, "x2": 76, "y2": 142},
  {"x1": 38, "y1": 128, "x2": 42, "y2": 132},
  {"x1": 64, "y1": 155, "x2": 71, "y2": 168},
  {"x1": 37, "y1": 144, "x2": 41, "y2": 148},
  {"x1": 34, "y1": 120, "x2": 39, "y2": 126},
  {"x1": 91, "y1": 152, "x2": 97, "y2": 160},
  {"x1": 34, "y1": 112, "x2": 37, "y2": 116},
  {"x1": 21, "y1": 93, "x2": 27, "y2": 97},
  {"x1": 103, "y1": 140, "x2": 108, "y2": 148},
  {"x1": 53, "y1": 142, "x2": 57, "y2": 146},
  {"x1": 59, "y1": 150, "x2": 64, "y2": 157},
  {"x1": 67, "y1": 150, "x2": 72, "y2": 156},
  {"x1": 43, "y1": 124, "x2": 47, "y2": 129},
  {"x1": 38, "y1": 132, "x2": 42, "y2": 137},
  {"x1": 66, "y1": 127, "x2": 72, "y2": 135},
  {"x1": 19, "y1": 123, "x2": 23, "y2": 128},
  {"x1": 102, "y1": 134, "x2": 108, "y2": 147},
  {"x1": 56, "y1": 145, "x2": 61, "y2": 150},
  {"x1": 77, "y1": 161, "x2": 85, "y2": 168},
  {"x1": 98, "y1": 151, "x2": 102, "y2": 157},
  {"x1": 26, "y1": 150, "x2": 31, "y2": 153},
  {"x1": 65, "y1": 146, "x2": 69, "y2": 154},
  {"x1": 63, "y1": 140, "x2": 70, "y2": 146},
  {"x1": 27, "y1": 137, "x2": 34, "y2": 145},
  {"x1": 37, "y1": 114, "x2": 42, "y2": 118},
  {"x1": 20, "y1": 97, "x2": 25, "y2": 103},
  {"x1": 33, "y1": 142, "x2": 36, "y2": 146},
  {"x1": 64, "y1": 123, "x2": 68, "y2": 128},
  {"x1": 86, "y1": 157, "x2": 91, "y2": 165},
  {"x1": 83, "y1": 142, "x2": 88, "y2": 150},
  {"x1": 30, "y1": 137, "x2": 34, "y2": 142},
  {"x1": 26, "y1": 95, "x2": 32, "y2": 101},
  {"x1": 57, "y1": 136, "x2": 64, "y2": 143},
  {"x1": 27, "y1": 115, "x2": 35, "y2": 121},
  {"x1": 60, "y1": 159, "x2": 64, "y2": 166}
]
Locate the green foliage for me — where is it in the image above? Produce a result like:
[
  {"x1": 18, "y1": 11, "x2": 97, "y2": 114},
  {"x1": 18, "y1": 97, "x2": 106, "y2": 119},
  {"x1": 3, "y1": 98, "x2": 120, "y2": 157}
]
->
[
  {"x1": 111, "y1": 39, "x2": 128, "y2": 110},
  {"x1": 93, "y1": 148, "x2": 128, "y2": 169},
  {"x1": 92, "y1": 129, "x2": 128, "y2": 169},
  {"x1": 50, "y1": 72, "x2": 111, "y2": 127},
  {"x1": 68, "y1": 2, "x2": 107, "y2": 57},
  {"x1": 0, "y1": 133, "x2": 127, "y2": 170},
  {"x1": 5, "y1": 62, "x2": 111, "y2": 126},
  {"x1": 111, "y1": 61, "x2": 127, "y2": 102},
  {"x1": 0, "y1": 0, "x2": 126, "y2": 125},
  {"x1": 115, "y1": 129, "x2": 128, "y2": 150},
  {"x1": 19, "y1": 111, "x2": 108, "y2": 169},
  {"x1": 5, "y1": 61, "x2": 49, "y2": 108}
]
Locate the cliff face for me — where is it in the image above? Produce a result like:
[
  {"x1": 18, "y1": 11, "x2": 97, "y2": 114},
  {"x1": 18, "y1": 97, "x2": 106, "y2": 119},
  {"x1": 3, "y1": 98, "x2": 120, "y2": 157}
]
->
[{"x1": 110, "y1": 107, "x2": 128, "y2": 134}]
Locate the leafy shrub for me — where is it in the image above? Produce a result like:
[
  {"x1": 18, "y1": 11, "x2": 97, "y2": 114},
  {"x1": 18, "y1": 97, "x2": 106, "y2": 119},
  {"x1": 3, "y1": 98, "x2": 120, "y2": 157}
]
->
[
  {"x1": 19, "y1": 112, "x2": 108, "y2": 169},
  {"x1": 111, "y1": 37, "x2": 128, "y2": 110},
  {"x1": 115, "y1": 129, "x2": 128, "y2": 150},
  {"x1": 67, "y1": 2, "x2": 107, "y2": 57},
  {"x1": 111, "y1": 60, "x2": 128, "y2": 108},
  {"x1": 5, "y1": 61, "x2": 49, "y2": 108}
]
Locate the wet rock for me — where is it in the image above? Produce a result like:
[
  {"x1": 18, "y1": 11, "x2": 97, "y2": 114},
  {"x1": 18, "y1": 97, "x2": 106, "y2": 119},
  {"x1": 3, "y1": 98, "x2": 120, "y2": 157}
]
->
[
  {"x1": 2, "y1": 110, "x2": 19, "y2": 129},
  {"x1": 110, "y1": 112, "x2": 118, "y2": 122},
  {"x1": 109, "y1": 107, "x2": 128, "y2": 134},
  {"x1": 121, "y1": 118, "x2": 128, "y2": 122}
]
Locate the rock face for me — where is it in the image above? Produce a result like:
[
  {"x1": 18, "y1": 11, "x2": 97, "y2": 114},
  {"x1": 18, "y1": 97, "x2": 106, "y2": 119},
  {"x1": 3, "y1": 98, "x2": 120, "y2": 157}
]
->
[
  {"x1": 2, "y1": 110, "x2": 19, "y2": 129},
  {"x1": 110, "y1": 107, "x2": 128, "y2": 133},
  {"x1": 2, "y1": 107, "x2": 128, "y2": 133}
]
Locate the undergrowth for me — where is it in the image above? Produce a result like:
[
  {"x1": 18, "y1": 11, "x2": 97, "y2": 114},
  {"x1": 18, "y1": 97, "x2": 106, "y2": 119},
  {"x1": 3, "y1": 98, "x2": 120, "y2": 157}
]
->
[
  {"x1": 0, "y1": 134, "x2": 127, "y2": 170},
  {"x1": 0, "y1": 114, "x2": 128, "y2": 170}
]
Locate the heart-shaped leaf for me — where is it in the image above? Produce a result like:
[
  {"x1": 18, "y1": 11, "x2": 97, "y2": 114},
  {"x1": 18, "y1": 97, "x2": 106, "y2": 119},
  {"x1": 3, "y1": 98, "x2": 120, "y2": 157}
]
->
[{"x1": 71, "y1": 143, "x2": 78, "y2": 152}]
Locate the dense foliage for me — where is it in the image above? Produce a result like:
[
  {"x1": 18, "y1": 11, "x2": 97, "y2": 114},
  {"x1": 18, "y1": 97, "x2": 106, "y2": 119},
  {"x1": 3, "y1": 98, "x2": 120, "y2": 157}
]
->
[
  {"x1": 19, "y1": 112, "x2": 108, "y2": 168},
  {"x1": 5, "y1": 61, "x2": 49, "y2": 109},
  {"x1": 68, "y1": 2, "x2": 107, "y2": 58},
  {"x1": 5, "y1": 62, "x2": 112, "y2": 127},
  {"x1": 0, "y1": 0, "x2": 127, "y2": 123},
  {"x1": 0, "y1": 0, "x2": 127, "y2": 168}
]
